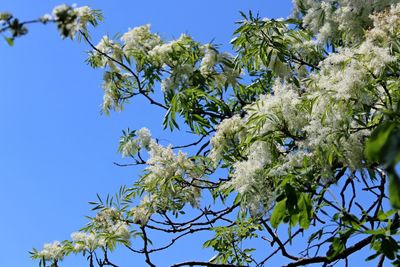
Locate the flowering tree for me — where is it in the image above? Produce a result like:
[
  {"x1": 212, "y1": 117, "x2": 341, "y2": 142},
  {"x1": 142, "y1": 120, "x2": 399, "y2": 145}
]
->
[{"x1": 2, "y1": 1, "x2": 400, "y2": 266}]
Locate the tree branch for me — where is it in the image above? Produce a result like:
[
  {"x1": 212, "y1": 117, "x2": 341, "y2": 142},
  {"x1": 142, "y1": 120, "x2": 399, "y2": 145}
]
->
[
  {"x1": 284, "y1": 235, "x2": 373, "y2": 267},
  {"x1": 80, "y1": 31, "x2": 168, "y2": 110},
  {"x1": 171, "y1": 261, "x2": 244, "y2": 267}
]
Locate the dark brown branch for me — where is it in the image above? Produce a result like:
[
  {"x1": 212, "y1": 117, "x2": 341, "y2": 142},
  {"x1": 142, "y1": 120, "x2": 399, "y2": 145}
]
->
[
  {"x1": 148, "y1": 226, "x2": 213, "y2": 253},
  {"x1": 172, "y1": 131, "x2": 211, "y2": 149},
  {"x1": 0, "y1": 18, "x2": 55, "y2": 33},
  {"x1": 377, "y1": 255, "x2": 385, "y2": 267},
  {"x1": 113, "y1": 161, "x2": 145, "y2": 167},
  {"x1": 261, "y1": 220, "x2": 299, "y2": 261},
  {"x1": 124, "y1": 244, "x2": 142, "y2": 254},
  {"x1": 372, "y1": 169, "x2": 386, "y2": 222},
  {"x1": 171, "y1": 261, "x2": 244, "y2": 267},
  {"x1": 146, "y1": 204, "x2": 239, "y2": 233},
  {"x1": 257, "y1": 228, "x2": 303, "y2": 266},
  {"x1": 141, "y1": 226, "x2": 156, "y2": 267},
  {"x1": 284, "y1": 235, "x2": 373, "y2": 267}
]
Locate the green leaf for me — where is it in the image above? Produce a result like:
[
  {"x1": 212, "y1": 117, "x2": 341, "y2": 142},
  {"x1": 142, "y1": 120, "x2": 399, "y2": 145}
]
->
[
  {"x1": 381, "y1": 237, "x2": 397, "y2": 260},
  {"x1": 377, "y1": 209, "x2": 396, "y2": 221},
  {"x1": 270, "y1": 198, "x2": 287, "y2": 228},
  {"x1": 308, "y1": 229, "x2": 323, "y2": 243},
  {"x1": 298, "y1": 194, "x2": 312, "y2": 229},
  {"x1": 327, "y1": 237, "x2": 345, "y2": 260},
  {"x1": 284, "y1": 183, "x2": 298, "y2": 214},
  {"x1": 4, "y1": 37, "x2": 14, "y2": 46},
  {"x1": 388, "y1": 170, "x2": 400, "y2": 209},
  {"x1": 365, "y1": 252, "x2": 380, "y2": 261},
  {"x1": 365, "y1": 122, "x2": 396, "y2": 164}
]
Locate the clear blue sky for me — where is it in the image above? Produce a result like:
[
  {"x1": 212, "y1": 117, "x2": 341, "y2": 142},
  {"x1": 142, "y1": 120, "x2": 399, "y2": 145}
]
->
[{"x1": 3, "y1": 1, "x2": 370, "y2": 266}]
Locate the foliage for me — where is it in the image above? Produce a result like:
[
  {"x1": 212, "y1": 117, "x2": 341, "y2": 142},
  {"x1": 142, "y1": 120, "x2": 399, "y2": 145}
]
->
[{"x1": 3, "y1": 1, "x2": 400, "y2": 266}]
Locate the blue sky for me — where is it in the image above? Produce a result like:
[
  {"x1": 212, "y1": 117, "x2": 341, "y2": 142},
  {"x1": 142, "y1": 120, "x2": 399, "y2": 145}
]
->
[{"x1": 0, "y1": 1, "x2": 351, "y2": 266}]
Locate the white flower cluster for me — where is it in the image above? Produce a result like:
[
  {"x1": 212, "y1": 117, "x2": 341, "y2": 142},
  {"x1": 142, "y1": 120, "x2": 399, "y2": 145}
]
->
[
  {"x1": 120, "y1": 127, "x2": 152, "y2": 157},
  {"x1": 229, "y1": 141, "x2": 273, "y2": 195},
  {"x1": 294, "y1": 0, "x2": 398, "y2": 43},
  {"x1": 128, "y1": 143, "x2": 202, "y2": 224},
  {"x1": 52, "y1": 4, "x2": 71, "y2": 18},
  {"x1": 303, "y1": 8, "x2": 396, "y2": 168},
  {"x1": 136, "y1": 128, "x2": 152, "y2": 148},
  {"x1": 146, "y1": 141, "x2": 195, "y2": 181},
  {"x1": 368, "y1": 3, "x2": 400, "y2": 42},
  {"x1": 161, "y1": 63, "x2": 194, "y2": 93},
  {"x1": 71, "y1": 231, "x2": 106, "y2": 252},
  {"x1": 92, "y1": 24, "x2": 241, "y2": 103},
  {"x1": 224, "y1": 83, "x2": 305, "y2": 203},
  {"x1": 215, "y1": 52, "x2": 240, "y2": 86},
  {"x1": 101, "y1": 72, "x2": 125, "y2": 113},
  {"x1": 199, "y1": 44, "x2": 218, "y2": 76},
  {"x1": 149, "y1": 34, "x2": 200, "y2": 92},
  {"x1": 211, "y1": 4, "x2": 400, "y2": 210},
  {"x1": 35, "y1": 241, "x2": 65, "y2": 261},
  {"x1": 199, "y1": 44, "x2": 240, "y2": 85},
  {"x1": 51, "y1": 4, "x2": 95, "y2": 39},
  {"x1": 268, "y1": 151, "x2": 312, "y2": 177},
  {"x1": 75, "y1": 6, "x2": 94, "y2": 26},
  {"x1": 93, "y1": 36, "x2": 122, "y2": 68},
  {"x1": 35, "y1": 208, "x2": 130, "y2": 260},
  {"x1": 92, "y1": 208, "x2": 131, "y2": 243},
  {"x1": 121, "y1": 24, "x2": 161, "y2": 55},
  {"x1": 39, "y1": 14, "x2": 53, "y2": 23},
  {"x1": 149, "y1": 34, "x2": 193, "y2": 66},
  {"x1": 130, "y1": 195, "x2": 156, "y2": 225},
  {"x1": 133, "y1": 140, "x2": 202, "y2": 214},
  {"x1": 209, "y1": 115, "x2": 245, "y2": 164},
  {"x1": 249, "y1": 81, "x2": 305, "y2": 133},
  {"x1": 119, "y1": 129, "x2": 203, "y2": 223}
]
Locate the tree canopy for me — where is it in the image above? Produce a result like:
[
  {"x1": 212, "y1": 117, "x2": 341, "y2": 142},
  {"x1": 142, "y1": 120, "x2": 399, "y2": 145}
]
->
[{"x1": 2, "y1": 0, "x2": 400, "y2": 266}]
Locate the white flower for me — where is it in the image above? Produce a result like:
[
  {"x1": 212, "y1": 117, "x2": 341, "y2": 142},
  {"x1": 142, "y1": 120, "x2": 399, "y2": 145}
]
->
[
  {"x1": 92, "y1": 36, "x2": 122, "y2": 68},
  {"x1": 87, "y1": 208, "x2": 131, "y2": 244},
  {"x1": 71, "y1": 232, "x2": 105, "y2": 252},
  {"x1": 136, "y1": 127, "x2": 152, "y2": 149},
  {"x1": 161, "y1": 77, "x2": 175, "y2": 93},
  {"x1": 245, "y1": 80, "x2": 305, "y2": 135},
  {"x1": 269, "y1": 151, "x2": 312, "y2": 177},
  {"x1": 137, "y1": 140, "x2": 202, "y2": 208},
  {"x1": 160, "y1": 63, "x2": 194, "y2": 93},
  {"x1": 75, "y1": 6, "x2": 91, "y2": 19},
  {"x1": 52, "y1": 4, "x2": 70, "y2": 18},
  {"x1": 130, "y1": 195, "x2": 155, "y2": 225},
  {"x1": 36, "y1": 241, "x2": 64, "y2": 261},
  {"x1": 110, "y1": 221, "x2": 131, "y2": 242},
  {"x1": 369, "y1": 3, "x2": 400, "y2": 41},
  {"x1": 216, "y1": 52, "x2": 241, "y2": 86},
  {"x1": 358, "y1": 40, "x2": 395, "y2": 75},
  {"x1": 294, "y1": 0, "x2": 398, "y2": 43},
  {"x1": 121, "y1": 24, "x2": 161, "y2": 55},
  {"x1": 52, "y1": 5, "x2": 96, "y2": 39},
  {"x1": 229, "y1": 141, "x2": 273, "y2": 194},
  {"x1": 40, "y1": 14, "x2": 53, "y2": 23},
  {"x1": 146, "y1": 141, "x2": 194, "y2": 182},
  {"x1": 120, "y1": 127, "x2": 152, "y2": 157},
  {"x1": 209, "y1": 115, "x2": 244, "y2": 164},
  {"x1": 200, "y1": 44, "x2": 218, "y2": 76},
  {"x1": 149, "y1": 34, "x2": 193, "y2": 66}
]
